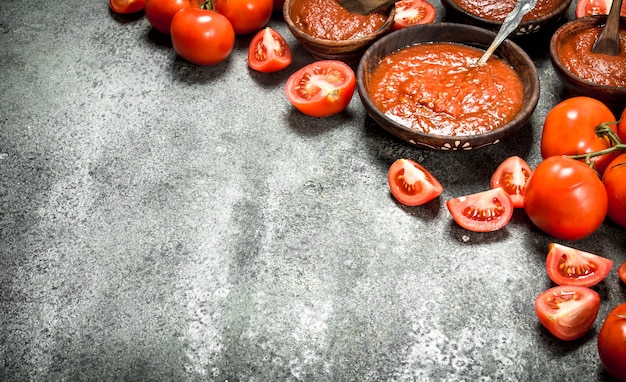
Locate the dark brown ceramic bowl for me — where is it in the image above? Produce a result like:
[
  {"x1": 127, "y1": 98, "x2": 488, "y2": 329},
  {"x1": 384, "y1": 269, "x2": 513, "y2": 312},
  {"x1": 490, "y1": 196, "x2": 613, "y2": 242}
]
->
[
  {"x1": 550, "y1": 16, "x2": 626, "y2": 114},
  {"x1": 356, "y1": 23, "x2": 540, "y2": 151},
  {"x1": 441, "y1": 0, "x2": 572, "y2": 36},
  {"x1": 283, "y1": 0, "x2": 395, "y2": 64}
]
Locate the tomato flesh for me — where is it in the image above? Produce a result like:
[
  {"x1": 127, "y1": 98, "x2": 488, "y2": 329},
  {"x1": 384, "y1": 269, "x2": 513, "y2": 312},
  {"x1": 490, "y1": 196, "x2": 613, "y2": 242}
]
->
[
  {"x1": 535, "y1": 285, "x2": 600, "y2": 341},
  {"x1": 110, "y1": 0, "x2": 145, "y2": 14},
  {"x1": 393, "y1": 0, "x2": 436, "y2": 30},
  {"x1": 575, "y1": 0, "x2": 626, "y2": 17},
  {"x1": 490, "y1": 156, "x2": 532, "y2": 208},
  {"x1": 545, "y1": 243, "x2": 612, "y2": 287},
  {"x1": 597, "y1": 303, "x2": 626, "y2": 381},
  {"x1": 387, "y1": 159, "x2": 443, "y2": 206},
  {"x1": 248, "y1": 27, "x2": 292, "y2": 73},
  {"x1": 602, "y1": 153, "x2": 626, "y2": 229},
  {"x1": 446, "y1": 187, "x2": 513, "y2": 232},
  {"x1": 285, "y1": 60, "x2": 356, "y2": 117}
]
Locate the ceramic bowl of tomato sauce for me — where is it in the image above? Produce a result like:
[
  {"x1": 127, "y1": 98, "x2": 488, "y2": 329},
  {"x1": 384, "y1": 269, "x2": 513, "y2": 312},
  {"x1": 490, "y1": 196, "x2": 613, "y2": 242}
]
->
[
  {"x1": 441, "y1": 0, "x2": 571, "y2": 36},
  {"x1": 356, "y1": 23, "x2": 540, "y2": 151},
  {"x1": 550, "y1": 16, "x2": 626, "y2": 114},
  {"x1": 283, "y1": 0, "x2": 395, "y2": 64}
]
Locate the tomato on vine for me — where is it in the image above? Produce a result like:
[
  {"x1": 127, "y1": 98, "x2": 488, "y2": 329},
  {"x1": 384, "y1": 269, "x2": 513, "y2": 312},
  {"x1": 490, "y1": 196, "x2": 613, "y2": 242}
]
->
[
  {"x1": 387, "y1": 159, "x2": 443, "y2": 206},
  {"x1": 248, "y1": 27, "x2": 292, "y2": 73},
  {"x1": 541, "y1": 97, "x2": 618, "y2": 174},
  {"x1": 524, "y1": 156, "x2": 608, "y2": 241},
  {"x1": 602, "y1": 152, "x2": 626, "y2": 229},
  {"x1": 597, "y1": 303, "x2": 626, "y2": 381},
  {"x1": 144, "y1": 0, "x2": 198, "y2": 34},
  {"x1": 618, "y1": 107, "x2": 626, "y2": 143},
  {"x1": 170, "y1": 7, "x2": 235, "y2": 65},
  {"x1": 545, "y1": 243, "x2": 612, "y2": 287},
  {"x1": 490, "y1": 156, "x2": 532, "y2": 208},
  {"x1": 215, "y1": 0, "x2": 273, "y2": 35},
  {"x1": 110, "y1": 0, "x2": 145, "y2": 14},
  {"x1": 535, "y1": 285, "x2": 600, "y2": 341}
]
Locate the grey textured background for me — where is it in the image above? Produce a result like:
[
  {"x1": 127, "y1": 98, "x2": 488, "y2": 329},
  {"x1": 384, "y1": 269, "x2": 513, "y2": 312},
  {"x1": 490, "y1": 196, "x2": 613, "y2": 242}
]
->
[{"x1": 1, "y1": 0, "x2": 625, "y2": 381}]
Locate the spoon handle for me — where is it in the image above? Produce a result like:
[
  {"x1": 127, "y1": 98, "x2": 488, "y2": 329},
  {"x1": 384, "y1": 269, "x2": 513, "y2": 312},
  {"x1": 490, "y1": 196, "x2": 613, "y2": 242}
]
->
[{"x1": 474, "y1": 0, "x2": 538, "y2": 66}]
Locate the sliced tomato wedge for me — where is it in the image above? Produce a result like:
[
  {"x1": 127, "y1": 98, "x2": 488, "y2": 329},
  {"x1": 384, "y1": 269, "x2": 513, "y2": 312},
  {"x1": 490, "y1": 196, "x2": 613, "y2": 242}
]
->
[
  {"x1": 110, "y1": 0, "x2": 145, "y2": 14},
  {"x1": 546, "y1": 243, "x2": 613, "y2": 287},
  {"x1": 248, "y1": 27, "x2": 292, "y2": 73},
  {"x1": 446, "y1": 187, "x2": 513, "y2": 232},
  {"x1": 393, "y1": 0, "x2": 436, "y2": 30},
  {"x1": 285, "y1": 60, "x2": 356, "y2": 117},
  {"x1": 490, "y1": 156, "x2": 532, "y2": 208},
  {"x1": 575, "y1": 0, "x2": 626, "y2": 17},
  {"x1": 618, "y1": 261, "x2": 626, "y2": 284},
  {"x1": 387, "y1": 159, "x2": 443, "y2": 206},
  {"x1": 535, "y1": 285, "x2": 600, "y2": 341}
]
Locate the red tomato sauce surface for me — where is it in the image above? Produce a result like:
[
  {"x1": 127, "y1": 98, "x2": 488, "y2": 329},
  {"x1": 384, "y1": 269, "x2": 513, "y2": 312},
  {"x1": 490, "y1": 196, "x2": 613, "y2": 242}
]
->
[
  {"x1": 290, "y1": 0, "x2": 387, "y2": 40},
  {"x1": 368, "y1": 43, "x2": 524, "y2": 136},
  {"x1": 559, "y1": 27, "x2": 626, "y2": 87},
  {"x1": 454, "y1": 0, "x2": 562, "y2": 21}
]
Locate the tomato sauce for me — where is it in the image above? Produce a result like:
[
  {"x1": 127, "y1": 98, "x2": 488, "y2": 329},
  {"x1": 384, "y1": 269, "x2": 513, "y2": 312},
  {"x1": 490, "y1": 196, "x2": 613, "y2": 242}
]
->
[
  {"x1": 368, "y1": 43, "x2": 524, "y2": 136},
  {"x1": 454, "y1": 0, "x2": 562, "y2": 21},
  {"x1": 558, "y1": 27, "x2": 626, "y2": 87},
  {"x1": 290, "y1": 0, "x2": 387, "y2": 40}
]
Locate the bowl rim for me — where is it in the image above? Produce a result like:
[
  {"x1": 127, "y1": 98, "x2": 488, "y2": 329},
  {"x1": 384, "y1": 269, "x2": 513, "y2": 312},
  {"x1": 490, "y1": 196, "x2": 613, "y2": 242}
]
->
[
  {"x1": 356, "y1": 22, "x2": 541, "y2": 145},
  {"x1": 550, "y1": 15, "x2": 626, "y2": 92},
  {"x1": 441, "y1": 0, "x2": 572, "y2": 28},
  {"x1": 282, "y1": 0, "x2": 396, "y2": 45}
]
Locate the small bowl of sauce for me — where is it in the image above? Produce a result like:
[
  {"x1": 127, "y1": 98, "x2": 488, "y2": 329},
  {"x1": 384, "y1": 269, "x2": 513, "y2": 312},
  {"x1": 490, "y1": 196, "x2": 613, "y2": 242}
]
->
[
  {"x1": 357, "y1": 23, "x2": 540, "y2": 150},
  {"x1": 283, "y1": 0, "x2": 395, "y2": 64},
  {"x1": 441, "y1": 0, "x2": 571, "y2": 36},
  {"x1": 550, "y1": 15, "x2": 626, "y2": 113}
]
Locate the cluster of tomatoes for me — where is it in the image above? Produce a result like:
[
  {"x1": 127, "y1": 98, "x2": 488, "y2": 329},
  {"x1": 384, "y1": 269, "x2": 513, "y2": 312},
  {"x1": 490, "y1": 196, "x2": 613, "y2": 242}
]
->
[{"x1": 388, "y1": 96, "x2": 626, "y2": 380}]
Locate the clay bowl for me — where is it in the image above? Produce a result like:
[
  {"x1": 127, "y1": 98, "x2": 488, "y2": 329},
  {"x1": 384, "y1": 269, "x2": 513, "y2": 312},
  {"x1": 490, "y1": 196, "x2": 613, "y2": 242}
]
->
[
  {"x1": 283, "y1": 0, "x2": 395, "y2": 64},
  {"x1": 441, "y1": 0, "x2": 572, "y2": 36},
  {"x1": 550, "y1": 16, "x2": 626, "y2": 114},
  {"x1": 356, "y1": 23, "x2": 540, "y2": 151}
]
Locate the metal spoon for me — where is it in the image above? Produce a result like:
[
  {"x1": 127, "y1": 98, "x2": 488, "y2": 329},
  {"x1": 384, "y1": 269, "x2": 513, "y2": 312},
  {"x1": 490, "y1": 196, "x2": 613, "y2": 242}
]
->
[
  {"x1": 339, "y1": 0, "x2": 396, "y2": 15},
  {"x1": 473, "y1": 0, "x2": 538, "y2": 66},
  {"x1": 591, "y1": 0, "x2": 623, "y2": 55}
]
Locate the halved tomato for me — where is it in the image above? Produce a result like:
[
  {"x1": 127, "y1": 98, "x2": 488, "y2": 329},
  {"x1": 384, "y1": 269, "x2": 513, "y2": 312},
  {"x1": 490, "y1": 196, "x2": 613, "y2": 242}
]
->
[
  {"x1": 545, "y1": 243, "x2": 613, "y2": 287},
  {"x1": 446, "y1": 187, "x2": 513, "y2": 232},
  {"x1": 285, "y1": 60, "x2": 356, "y2": 117},
  {"x1": 490, "y1": 156, "x2": 532, "y2": 208},
  {"x1": 248, "y1": 27, "x2": 292, "y2": 73},
  {"x1": 393, "y1": 0, "x2": 436, "y2": 30},
  {"x1": 535, "y1": 285, "x2": 600, "y2": 341},
  {"x1": 387, "y1": 159, "x2": 443, "y2": 206},
  {"x1": 575, "y1": 0, "x2": 626, "y2": 17},
  {"x1": 110, "y1": 0, "x2": 145, "y2": 13},
  {"x1": 618, "y1": 261, "x2": 626, "y2": 284}
]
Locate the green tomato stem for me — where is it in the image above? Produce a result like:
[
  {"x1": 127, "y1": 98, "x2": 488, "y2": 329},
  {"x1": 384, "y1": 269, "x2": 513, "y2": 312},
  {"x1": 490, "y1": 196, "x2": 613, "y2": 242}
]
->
[
  {"x1": 200, "y1": 0, "x2": 215, "y2": 10},
  {"x1": 568, "y1": 121, "x2": 625, "y2": 162}
]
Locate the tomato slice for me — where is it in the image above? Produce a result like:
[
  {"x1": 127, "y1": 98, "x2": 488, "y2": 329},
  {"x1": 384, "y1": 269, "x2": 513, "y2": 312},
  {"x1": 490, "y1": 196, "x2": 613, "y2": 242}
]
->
[
  {"x1": 535, "y1": 285, "x2": 600, "y2": 341},
  {"x1": 545, "y1": 243, "x2": 613, "y2": 287},
  {"x1": 248, "y1": 27, "x2": 292, "y2": 73},
  {"x1": 575, "y1": 0, "x2": 626, "y2": 17},
  {"x1": 387, "y1": 159, "x2": 443, "y2": 206},
  {"x1": 446, "y1": 187, "x2": 513, "y2": 232},
  {"x1": 618, "y1": 261, "x2": 626, "y2": 284},
  {"x1": 490, "y1": 156, "x2": 532, "y2": 208},
  {"x1": 285, "y1": 60, "x2": 356, "y2": 117},
  {"x1": 393, "y1": 0, "x2": 436, "y2": 30},
  {"x1": 110, "y1": 0, "x2": 145, "y2": 14}
]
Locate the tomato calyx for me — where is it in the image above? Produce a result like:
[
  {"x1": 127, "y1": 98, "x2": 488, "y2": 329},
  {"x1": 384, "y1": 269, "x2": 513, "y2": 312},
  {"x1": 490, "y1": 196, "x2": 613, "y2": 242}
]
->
[
  {"x1": 199, "y1": 0, "x2": 216, "y2": 10},
  {"x1": 569, "y1": 121, "x2": 626, "y2": 166}
]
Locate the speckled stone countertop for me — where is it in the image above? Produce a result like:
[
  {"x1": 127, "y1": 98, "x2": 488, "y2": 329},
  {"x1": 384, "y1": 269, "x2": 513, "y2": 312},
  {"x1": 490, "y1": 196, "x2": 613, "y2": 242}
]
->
[{"x1": 1, "y1": 1, "x2": 625, "y2": 381}]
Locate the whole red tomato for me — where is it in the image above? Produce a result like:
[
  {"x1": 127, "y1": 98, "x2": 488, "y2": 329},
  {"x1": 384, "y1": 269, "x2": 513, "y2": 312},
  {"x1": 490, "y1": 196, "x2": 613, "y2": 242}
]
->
[
  {"x1": 170, "y1": 8, "x2": 235, "y2": 65},
  {"x1": 215, "y1": 0, "x2": 273, "y2": 35},
  {"x1": 602, "y1": 152, "x2": 626, "y2": 228},
  {"x1": 619, "y1": 107, "x2": 626, "y2": 143},
  {"x1": 597, "y1": 302, "x2": 626, "y2": 381},
  {"x1": 144, "y1": 0, "x2": 198, "y2": 34},
  {"x1": 541, "y1": 97, "x2": 618, "y2": 174},
  {"x1": 524, "y1": 156, "x2": 608, "y2": 241}
]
